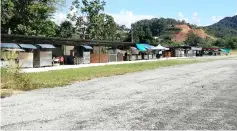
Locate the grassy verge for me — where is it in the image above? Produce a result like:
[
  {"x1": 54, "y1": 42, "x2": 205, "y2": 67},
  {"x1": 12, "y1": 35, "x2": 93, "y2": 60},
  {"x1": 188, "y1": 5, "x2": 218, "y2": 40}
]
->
[
  {"x1": 231, "y1": 50, "x2": 237, "y2": 55},
  {"x1": 1, "y1": 56, "x2": 236, "y2": 98}
]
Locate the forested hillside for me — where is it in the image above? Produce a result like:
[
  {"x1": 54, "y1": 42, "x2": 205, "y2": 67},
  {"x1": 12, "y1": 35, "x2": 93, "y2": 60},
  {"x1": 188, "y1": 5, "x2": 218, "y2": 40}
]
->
[{"x1": 205, "y1": 15, "x2": 237, "y2": 38}]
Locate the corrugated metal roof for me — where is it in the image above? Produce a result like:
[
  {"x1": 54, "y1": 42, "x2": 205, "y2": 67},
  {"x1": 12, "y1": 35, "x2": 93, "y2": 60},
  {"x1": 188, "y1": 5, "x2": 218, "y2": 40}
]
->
[
  {"x1": 19, "y1": 44, "x2": 37, "y2": 49},
  {"x1": 37, "y1": 44, "x2": 55, "y2": 49},
  {"x1": 80, "y1": 45, "x2": 93, "y2": 50},
  {"x1": 1, "y1": 43, "x2": 21, "y2": 49},
  {"x1": 4, "y1": 48, "x2": 25, "y2": 52}
]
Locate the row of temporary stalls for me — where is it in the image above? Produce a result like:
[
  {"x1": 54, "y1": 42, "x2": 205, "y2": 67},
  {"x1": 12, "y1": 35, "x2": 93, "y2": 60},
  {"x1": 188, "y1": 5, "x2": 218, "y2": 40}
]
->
[
  {"x1": 168, "y1": 46, "x2": 203, "y2": 57},
  {"x1": 1, "y1": 43, "x2": 55, "y2": 68},
  {"x1": 164, "y1": 46, "x2": 228, "y2": 57},
  {"x1": 1, "y1": 42, "x2": 212, "y2": 68},
  {"x1": 1, "y1": 43, "x2": 169, "y2": 68},
  {"x1": 68, "y1": 43, "x2": 168, "y2": 64}
]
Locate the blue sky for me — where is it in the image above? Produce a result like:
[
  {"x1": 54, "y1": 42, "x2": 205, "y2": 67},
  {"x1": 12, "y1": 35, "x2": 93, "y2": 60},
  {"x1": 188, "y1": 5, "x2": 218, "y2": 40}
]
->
[{"x1": 53, "y1": 0, "x2": 237, "y2": 27}]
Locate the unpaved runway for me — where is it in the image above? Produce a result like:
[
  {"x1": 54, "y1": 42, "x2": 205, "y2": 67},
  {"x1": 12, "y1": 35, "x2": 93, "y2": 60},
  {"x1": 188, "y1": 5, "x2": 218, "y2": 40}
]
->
[{"x1": 1, "y1": 58, "x2": 237, "y2": 130}]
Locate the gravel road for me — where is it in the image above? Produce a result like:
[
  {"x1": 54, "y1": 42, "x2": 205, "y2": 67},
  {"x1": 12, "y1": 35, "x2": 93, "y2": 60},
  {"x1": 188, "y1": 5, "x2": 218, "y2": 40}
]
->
[{"x1": 1, "y1": 57, "x2": 237, "y2": 130}]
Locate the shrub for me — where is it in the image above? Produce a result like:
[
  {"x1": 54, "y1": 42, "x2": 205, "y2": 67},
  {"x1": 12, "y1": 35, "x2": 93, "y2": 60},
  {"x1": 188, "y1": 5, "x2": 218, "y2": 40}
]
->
[{"x1": 1, "y1": 51, "x2": 35, "y2": 91}]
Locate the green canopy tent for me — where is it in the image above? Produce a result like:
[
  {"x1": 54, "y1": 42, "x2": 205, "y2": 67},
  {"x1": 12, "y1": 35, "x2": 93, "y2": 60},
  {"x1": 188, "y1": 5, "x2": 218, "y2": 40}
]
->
[{"x1": 221, "y1": 48, "x2": 231, "y2": 53}]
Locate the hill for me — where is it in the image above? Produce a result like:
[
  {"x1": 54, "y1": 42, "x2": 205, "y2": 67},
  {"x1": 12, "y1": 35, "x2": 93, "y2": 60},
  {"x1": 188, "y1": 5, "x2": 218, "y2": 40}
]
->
[
  {"x1": 132, "y1": 18, "x2": 214, "y2": 44},
  {"x1": 204, "y1": 15, "x2": 237, "y2": 38},
  {"x1": 172, "y1": 24, "x2": 212, "y2": 42}
]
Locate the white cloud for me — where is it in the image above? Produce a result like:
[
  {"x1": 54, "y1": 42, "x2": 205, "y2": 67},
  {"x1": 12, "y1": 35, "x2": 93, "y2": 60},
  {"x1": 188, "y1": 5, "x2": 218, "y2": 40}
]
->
[
  {"x1": 51, "y1": 8, "x2": 77, "y2": 25},
  {"x1": 178, "y1": 12, "x2": 188, "y2": 22},
  {"x1": 212, "y1": 16, "x2": 224, "y2": 23},
  {"x1": 52, "y1": 9, "x2": 155, "y2": 28},
  {"x1": 51, "y1": 12, "x2": 68, "y2": 25},
  {"x1": 192, "y1": 12, "x2": 201, "y2": 25},
  {"x1": 235, "y1": 12, "x2": 237, "y2": 15},
  {"x1": 109, "y1": 10, "x2": 155, "y2": 28}
]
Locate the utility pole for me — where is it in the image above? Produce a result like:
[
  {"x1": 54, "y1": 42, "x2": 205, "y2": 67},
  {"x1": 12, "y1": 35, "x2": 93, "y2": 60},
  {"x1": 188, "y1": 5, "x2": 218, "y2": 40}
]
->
[
  {"x1": 8, "y1": 28, "x2": 11, "y2": 35},
  {"x1": 131, "y1": 24, "x2": 134, "y2": 43}
]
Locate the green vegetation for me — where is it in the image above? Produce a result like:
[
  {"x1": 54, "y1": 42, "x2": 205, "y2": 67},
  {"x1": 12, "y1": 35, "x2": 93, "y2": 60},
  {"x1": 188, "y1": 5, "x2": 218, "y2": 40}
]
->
[
  {"x1": 204, "y1": 16, "x2": 237, "y2": 38},
  {"x1": 1, "y1": 51, "x2": 35, "y2": 98},
  {"x1": 1, "y1": 0, "x2": 64, "y2": 36},
  {"x1": 132, "y1": 18, "x2": 185, "y2": 44},
  {"x1": 203, "y1": 15, "x2": 237, "y2": 49}
]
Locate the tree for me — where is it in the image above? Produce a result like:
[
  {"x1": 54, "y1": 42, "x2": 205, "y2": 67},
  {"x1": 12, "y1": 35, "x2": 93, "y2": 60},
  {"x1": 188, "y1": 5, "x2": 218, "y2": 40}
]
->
[
  {"x1": 1, "y1": 0, "x2": 14, "y2": 26},
  {"x1": 1, "y1": 0, "x2": 64, "y2": 36},
  {"x1": 103, "y1": 14, "x2": 117, "y2": 40},
  {"x1": 205, "y1": 16, "x2": 237, "y2": 38},
  {"x1": 68, "y1": 0, "x2": 106, "y2": 39},
  {"x1": 213, "y1": 39, "x2": 226, "y2": 48},
  {"x1": 58, "y1": 21, "x2": 74, "y2": 38},
  {"x1": 225, "y1": 37, "x2": 237, "y2": 49}
]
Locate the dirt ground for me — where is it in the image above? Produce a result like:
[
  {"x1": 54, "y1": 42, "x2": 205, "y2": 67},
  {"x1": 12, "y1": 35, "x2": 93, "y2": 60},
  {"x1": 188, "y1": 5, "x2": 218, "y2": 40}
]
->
[{"x1": 1, "y1": 57, "x2": 237, "y2": 130}]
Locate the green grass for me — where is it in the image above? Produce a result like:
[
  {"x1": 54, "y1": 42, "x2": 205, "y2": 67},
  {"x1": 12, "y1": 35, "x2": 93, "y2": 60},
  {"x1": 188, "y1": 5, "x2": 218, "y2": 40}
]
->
[
  {"x1": 25, "y1": 60, "x2": 200, "y2": 88},
  {"x1": 1, "y1": 56, "x2": 236, "y2": 98}
]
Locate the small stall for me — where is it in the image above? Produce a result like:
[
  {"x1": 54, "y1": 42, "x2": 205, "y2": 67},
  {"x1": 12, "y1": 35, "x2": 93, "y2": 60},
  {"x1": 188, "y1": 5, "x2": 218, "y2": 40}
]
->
[
  {"x1": 136, "y1": 44, "x2": 147, "y2": 60},
  {"x1": 33, "y1": 44, "x2": 55, "y2": 68},
  {"x1": 73, "y1": 45, "x2": 93, "y2": 64},
  {"x1": 108, "y1": 48, "x2": 124, "y2": 62},
  {"x1": 90, "y1": 46, "x2": 109, "y2": 63},
  {"x1": 202, "y1": 48, "x2": 221, "y2": 56},
  {"x1": 152, "y1": 44, "x2": 169, "y2": 58},
  {"x1": 117, "y1": 49, "x2": 125, "y2": 62},
  {"x1": 221, "y1": 48, "x2": 231, "y2": 55},
  {"x1": 1, "y1": 43, "x2": 25, "y2": 67},
  {"x1": 127, "y1": 47, "x2": 140, "y2": 61},
  {"x1": 18, "y1": 44, "x2": 37, "y2": 68},
  {"x1": 187, "y1": 47, "x2": 202, "y2": 57},
  {"x1": 143, "y1": 44, "x2": 154, "y2": 59},
  {"x1": 173, "y1": 46, "x2": 191, "y2": 57}
]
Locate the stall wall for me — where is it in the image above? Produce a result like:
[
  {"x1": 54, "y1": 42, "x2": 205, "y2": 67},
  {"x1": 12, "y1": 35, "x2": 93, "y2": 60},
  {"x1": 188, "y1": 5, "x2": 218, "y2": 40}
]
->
[
  {"x1": 64, "y1": 46, "x2": 74, "y2": 55},
  {"x1": 19, "y1": 52, "x2": 34, "y2": 68},
  {"x1": 109, "y1": 54, "x2": 117, "y2": 62},
  {"x1": 90, "y1": 54, "x2": 108, "y2": 63},
  {"x1": 117, "y1": 53, "x2": 124, "y2": 61},
  {"x1": 39, "y1": 51, "x2": 52, "y2": 67}
]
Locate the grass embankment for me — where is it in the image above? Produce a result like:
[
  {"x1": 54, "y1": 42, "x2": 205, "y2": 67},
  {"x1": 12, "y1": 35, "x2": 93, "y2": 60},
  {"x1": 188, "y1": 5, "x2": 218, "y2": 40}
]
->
[
  {"x1": 1, "y1": 56, "x2": 236, "y2": 98},
  {"x1": 231, "y1": 50, "x2": 237, "y2": 55}
]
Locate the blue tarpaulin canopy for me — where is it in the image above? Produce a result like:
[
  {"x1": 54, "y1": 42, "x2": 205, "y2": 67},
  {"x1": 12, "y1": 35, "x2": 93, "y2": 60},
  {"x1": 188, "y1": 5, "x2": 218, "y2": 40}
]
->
[
  {"x1": 136, "y1": 44, "x2": 147, "y2": 51},
  {"x1": 143, "y1": 44, "x2": 152, "y2": 50}
]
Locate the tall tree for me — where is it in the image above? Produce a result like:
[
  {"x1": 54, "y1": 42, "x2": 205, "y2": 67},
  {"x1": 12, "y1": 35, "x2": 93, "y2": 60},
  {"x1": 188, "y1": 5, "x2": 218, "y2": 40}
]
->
[
  {"x1": 1, "y1": 0, "x2": 63, "y2": 36},
  {"x1": 68, "y1": 0, "x2": 106, "y2": 39},
  {"x1": 58, "y1": 20, "x2": 74, "y2": 38}
]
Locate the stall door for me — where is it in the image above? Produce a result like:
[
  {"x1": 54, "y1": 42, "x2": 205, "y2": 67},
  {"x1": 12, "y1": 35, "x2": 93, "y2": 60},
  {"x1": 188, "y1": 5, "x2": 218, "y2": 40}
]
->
[
  {"x1": 19, "y1": 52, "x2": 34, "y2": 68},
  {"x1": 109, "y1": 54, "x2": 117, "y2": 62},
  {"x1": 83, "y1": 52, "x2": 90, "y2": 64},
  {"x1": 40, "y1": 51, "x2": 52, "y2": 67}
]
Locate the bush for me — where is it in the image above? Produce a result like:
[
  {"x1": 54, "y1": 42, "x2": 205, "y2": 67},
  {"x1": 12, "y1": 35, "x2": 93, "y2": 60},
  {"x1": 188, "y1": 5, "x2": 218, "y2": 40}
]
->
[{"x1": 1, "y1": 51, "x2": 36, "y2": 91}]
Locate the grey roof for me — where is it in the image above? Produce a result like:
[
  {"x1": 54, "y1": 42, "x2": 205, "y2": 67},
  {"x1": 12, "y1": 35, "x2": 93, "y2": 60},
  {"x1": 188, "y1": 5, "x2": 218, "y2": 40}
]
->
[
  {"x1": 19, "y1": 44, "x2": 37, "y2": 49},
  {"x1": 1, "y1": 43, "x2": 20, "y2": 49},
  {"x1": 37, "y1": 44, "x2": 55, "y2": 49},
  {"x1": 80, "y1": 45, "x2": 93, "y2": 50}
]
